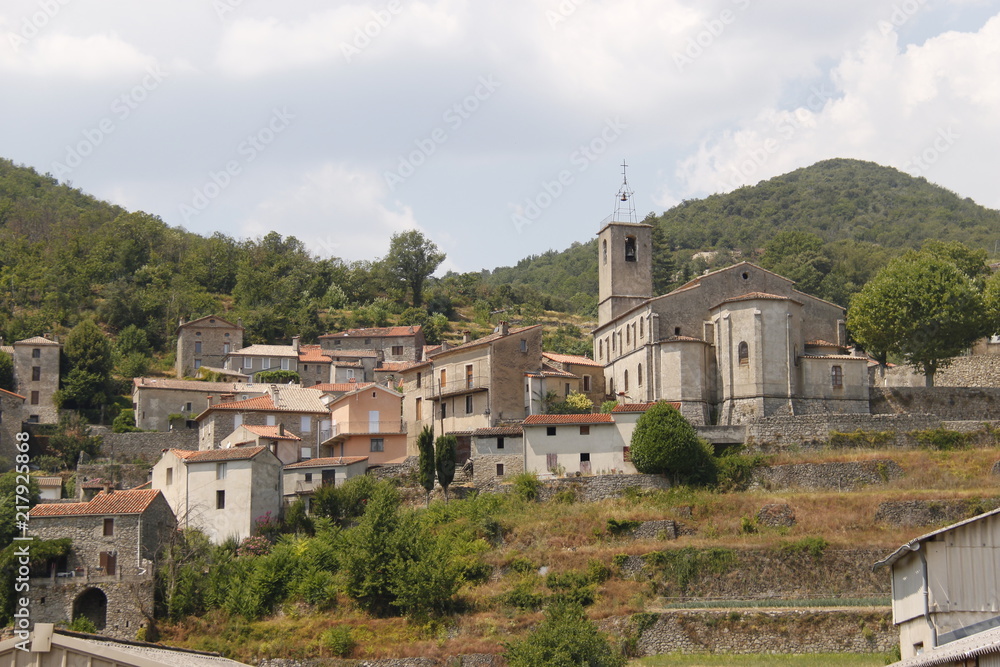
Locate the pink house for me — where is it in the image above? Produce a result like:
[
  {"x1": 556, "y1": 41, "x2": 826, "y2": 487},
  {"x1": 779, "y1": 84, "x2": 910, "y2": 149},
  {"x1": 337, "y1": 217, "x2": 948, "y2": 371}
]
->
[{"x1": 321, "y1": 384, "x2": 406, "y2": 465}]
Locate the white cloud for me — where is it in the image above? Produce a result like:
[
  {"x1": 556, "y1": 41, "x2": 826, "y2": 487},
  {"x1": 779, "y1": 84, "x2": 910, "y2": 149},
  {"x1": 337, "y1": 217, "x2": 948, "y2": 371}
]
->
[
  {"x1": 0, "y1": 32, "x2": 156, "y2": 79},
  {"x1": 239, "y1": 162, "x2": 421, "y2": 261}
]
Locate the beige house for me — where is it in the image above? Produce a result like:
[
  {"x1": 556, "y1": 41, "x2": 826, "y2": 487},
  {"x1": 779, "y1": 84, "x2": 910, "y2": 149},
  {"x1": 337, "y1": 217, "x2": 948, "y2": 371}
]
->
[
  {"x1": 320, "y1": 383, "x2": 406, "y2": 465},
  {"x1": 596, "y1": 218, "x2": 868, "y2": 425},
  {"x1": 2, "y1": 334, "x2": 62, "y2": 424},
  {"x1": 220, "y1": 424, "x2": 305, "y2": 465},
  {"x1": 542, "y1": 352, "x2": 606, "y2": 407},
  {"x1": 875, "y1": 507, "x2": 1000, "y2": 661},
  {"x1": 194, "y1": 384, "x2": 330, "y2": 453},
  {"x1": 399, "y1": 323, "x2": 544, "y2": 459},
  {"x1": 131, "y1": 378, "x2": 267, "y2": 431},
  {"x1": 283, "y1": 456, "x2": 369, "y2": 511},
  {"x1": 175, "y1": 315, "x2": 243, "y2": 378},
  {"x1": 524, "y1": 362, "x2": 582, "y2": 416},
  {"x1": 224, "y1": 342, "x2": 301, "y2": 380},
  {"x1": 151, "y1": 446, "x2": 282, "y2": 543},
  {"x1": 319, "y1": 325, "x2": 425, "y2": 362}
]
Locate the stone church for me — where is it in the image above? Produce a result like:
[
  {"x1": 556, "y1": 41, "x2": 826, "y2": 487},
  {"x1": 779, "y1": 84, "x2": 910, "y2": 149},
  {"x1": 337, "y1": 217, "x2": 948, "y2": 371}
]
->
[{"x1": 593, "y1": 218, "x2": 870, "y2": 425}]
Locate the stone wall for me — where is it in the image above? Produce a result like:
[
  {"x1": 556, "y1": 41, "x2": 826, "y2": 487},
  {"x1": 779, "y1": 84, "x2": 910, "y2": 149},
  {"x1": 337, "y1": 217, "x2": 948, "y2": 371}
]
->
[
  {"x1": 632, "y1": 609, "x2": 895, "y2": 656},
  {"x1": 871, "y1": 386, "x2": 1000, "y2": 420},
  {"x1": 76, "y1": 463, "x2": 150, "y2": 495},
  {"x1": 471, "y1": 454, "x2": 524, "y2": 489},
  {"x1": 876, "y1": 355, "x2": 1000, "y2": 388},
  {"x1": 745, "y1": 413, "x2": 942, "y2": 450},
  {"x1": 30, "y1": 577, "x2": 153, "y2": 641},
  {"x1": 534, "y1": 473, "x2": 671, "y2": 502},
  {"x1": 875, "y1": 498, "x2": 1000, "y2": 527},
  {"x1": 96, "y1": 430, "x2": 199, "y2": 463},
  {"x1": 750, "y1": 460, "x2": 904, "y2": 491}
]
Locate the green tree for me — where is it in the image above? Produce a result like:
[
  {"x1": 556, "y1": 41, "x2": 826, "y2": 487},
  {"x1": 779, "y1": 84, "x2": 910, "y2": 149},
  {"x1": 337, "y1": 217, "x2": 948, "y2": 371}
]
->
[
  {"x1": 255, "y1": 370, "x2": 301, "y2": 384},
  {"x1": 112, "y1": 408, "x2": 141, "y2": 433},
  {"x1": 434, "y1": 434, "x2": 457, "y2": 502},
  {"x1": 339, "y1": 482, "x2": 403, "y2": 615},
  {"x1": 0, "y1": 352, "x2": 14, "y2": 393},
  {"x1": 503, "y1": 602, "x2": 626, "y2": 667},
  {"x1": 759, "y1": 230, "x2": 832, "y2": 296},
  {"x1": 385, "y1": 230, "x2": 445, "y2": 307},
  {"x1": 45, "y1": 413, "x2": 102, "y2": 468},
  {"x1": 629, "y1": 402, "x2": 716, "y2": 485},
  {"x1": 417, "y1": 426, "x2": 435, "y2": 506},
  {"x1": 847, "y1": 250, "x2": 991, "y2": 385},
  {"x1": 0, "y1": 470, "x2": 39, "y2": 545},
  {"x1": 56, "y1": 318, "x2": 113, "y2": 414}
]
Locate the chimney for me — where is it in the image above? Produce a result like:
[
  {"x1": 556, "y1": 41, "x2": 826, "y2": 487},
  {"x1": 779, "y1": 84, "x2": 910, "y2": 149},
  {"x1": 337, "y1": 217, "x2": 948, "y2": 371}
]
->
[
  {"x1": 207, "y1": 396, "x2": 214, "y2": 408},
  {"x1": 103, "y1": 482, "x2": 113, "y2": 495},
  {"x1": 179, "y1": 316, "x2": 186, "y2": 327},
  {"x1": 292, "y1": 336, "x2": 300, "y2": 353},
  {"x1": 278, "y1": 423, "x2": 284, "y2": 436},
  {"x1": 499, "y1": 321, "x2": 509, "y2": 336},
  {"x1": 219, "y1": 393, "x2": 235, "y2": 404},
  {"x1": 462, "y1": 331, "x2": 471, "y2": 344},
  {"x1": 43, "y1": 332, "x2": 51, "y2": 340}
]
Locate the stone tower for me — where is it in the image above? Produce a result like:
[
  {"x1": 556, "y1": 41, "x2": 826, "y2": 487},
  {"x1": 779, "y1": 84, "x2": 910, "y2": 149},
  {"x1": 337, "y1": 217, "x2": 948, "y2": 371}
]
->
[{"x1": 597, "y1": 163, "x2": 653, "y2": 327}]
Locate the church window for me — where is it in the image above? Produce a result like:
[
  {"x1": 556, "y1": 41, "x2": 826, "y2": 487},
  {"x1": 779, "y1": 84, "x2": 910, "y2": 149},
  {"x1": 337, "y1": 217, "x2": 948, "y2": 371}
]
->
[
  {"x1": 624, "y1": 370, "x2": 629, "y2": 392},
  {"x1": 612, "y1": 334, "x2": 616, "y2": 352},
  {"x1": 637, "y1": 363, "x2": 643, "y2": 387},
  {"x1": 624, "y1": 236, "x2": 637, "y2": 262},
  {"x1": 602, "y1": 240, "x2": 608, "y2": 264},
  {"x1": 738, "y1": 341, "x2": 749, "y2": 365},
  {"x1": 831, "y1": 365, "x2": 843, "y2": 388},
  {"x1": 626, "y1": 326, "x2": 630, "y2": 346},
  {"x1": 639, "y1": 318, "x2": 644, "y2": 339},
  {"x1": 598, "y1": 339, "x2": 603, "y2": 359}
]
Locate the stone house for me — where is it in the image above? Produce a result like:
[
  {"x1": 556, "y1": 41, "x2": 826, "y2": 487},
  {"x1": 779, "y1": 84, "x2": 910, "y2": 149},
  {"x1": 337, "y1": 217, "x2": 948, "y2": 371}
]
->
[
  {"x1": 875, "y1": 507, "x2": 1000, "y2": 661},
  {"x1": 542, "y1": 351, "x2": 606, "y2": 408},
  {"x1": 318, "y1": 325, "x2": 425, "y2": 362},
  {"x1": 1, "y1": 334, "x2": 62, "y2": 424},
  {"x1": 524, "y1": 362, "x2": 583, "y2": 416},
  {"x1": 194, "y1": 384, "x2": 330, "y2": 453},
  {"x1": 27, "y1": 489, "x2": 175, "y2": 639},
  {"x1": 325, "y1": 350, "x2": 379, "y2": 383},
  {"x1": 320, "y1": 383, "x2": 406, "y2": 465},
  {"x1": 175, "y1": 315, "x2": 243, "y2": 378},
  {"x1": 220, "y1": 423, "x2": 306, "y2": 465},
  {"x1": 297, "y1": 344, "x2": 333, "y2": 386},
  {"x1": 0, "y1": 387, "x2": 25, "y2": 461},
  {"x1": 471, "y1": 424, "x2": 524, "y2": 487},
  {"x1": 595, "y1": 219, "x2": 869, "y2": 425},
  {"x1": 399, "y1": 323, "x2": 544, "y2": 459},
  {"x1": 283, "y1": 456, "x2": 369, "y2": 511},
  {"x1": 151, "y1": 446, "x2": 282, "y2": 543},
  {"x1": 131, "y1": 378, "x2": 267, "y2": 431},
  {"x1": 223, "y1": 341, "x2": 301, "y2": 380}
]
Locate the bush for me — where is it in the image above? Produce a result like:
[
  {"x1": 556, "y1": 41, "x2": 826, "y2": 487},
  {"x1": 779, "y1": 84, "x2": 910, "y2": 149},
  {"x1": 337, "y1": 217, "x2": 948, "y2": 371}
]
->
[
  {"x1": 256, "y1": 370, "x2": 301, "y2": 384},
  {"x1": 321, "y1": 626, "x2": 355, "y2": 658},
  {"x1": 779, "y1": 536, "x2": 829, "y2": 560},
  {"x1": 606, "y1": 518, "x2": 640, "y2": 537},
  {"x1": 714, "y1": 452, "x2": 768, "y2": 491},
  {"x1": 112, "y1": 409, "x2": 142, "y2": 433},
  {"x1": 503, "y1": 602, "x2": 626, "y2": 667},
  {"x1": 629, "y1": 402, "x2": 717, "y2": 485},
  {"x1": 909, "y1": 427, "x2": 975, "y2": 450},
  {"x1": 511, "y1": 472, "x2": 542, "y2": 502},
  {"x1": 68, "y1": 616, "x2": 97, "y2": 633}
]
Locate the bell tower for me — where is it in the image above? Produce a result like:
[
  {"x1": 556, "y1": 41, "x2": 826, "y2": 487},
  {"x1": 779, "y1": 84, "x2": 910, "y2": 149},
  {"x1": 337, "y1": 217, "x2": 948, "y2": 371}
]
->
[{"x1": 597, "y1": 161, "x2": 653, "y2": 326}]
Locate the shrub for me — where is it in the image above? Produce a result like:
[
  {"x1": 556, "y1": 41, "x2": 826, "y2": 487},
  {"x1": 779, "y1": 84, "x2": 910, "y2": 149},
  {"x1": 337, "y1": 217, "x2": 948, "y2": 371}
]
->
[
  {"x1": 779, "y1": 536, "x2": 829, "y2": 560},
  {"x1": 553, "y1": 488, "x2": 576, "y2": 504},
  {"x1": 502, "y1": 580, "x2": 545, "y2": 610},
  {"x1": 321, "y1": 626, "x2": 356, "y2": 658},
  {"x1": 68, "y1": 616, "x2": 97, "y2": 633},
  {"x1": 237, "y1": 535, "x2": 272, "y2": 558},
  {"x1": 606, "y1": 518, "x2": 640, "y2": 537},
  {"x1": 503, "y1": 602, "x2": 626, "y2": 667},
  {"x1": 630, "y1": 402, "x2": 717, "y2": 485},
  {"x1": 909, "y1": 427, "x2": 975, "y2": 450},
  {"x1": 256, "y1": 370, "x2": 301, "y2": 384},
  {"x1": 715, "y1": 452, "x2": 768, "y2": 491},
  {"x1": 112, "y1": 408, "x2": 142, "y2": 433},
  {"x1": 508, "y1": 556, "x2": 536, "y2": 575},
  {"x1": 511, "y1": 472, "x2": 542, "y2": 502},
  {"x1": 828, "y1": 430, "x2": 894, "y2": 448}
]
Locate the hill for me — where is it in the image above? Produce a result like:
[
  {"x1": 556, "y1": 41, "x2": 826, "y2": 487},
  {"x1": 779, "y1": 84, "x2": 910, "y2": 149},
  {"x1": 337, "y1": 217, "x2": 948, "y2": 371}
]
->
[{"x1": 485, "y1": 158, "x2": 1000, "y2": 309}]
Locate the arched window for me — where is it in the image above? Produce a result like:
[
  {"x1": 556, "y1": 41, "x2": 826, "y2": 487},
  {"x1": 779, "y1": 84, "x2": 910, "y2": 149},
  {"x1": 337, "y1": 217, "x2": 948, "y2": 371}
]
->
[
  {"x1": 602, "y1": 239, "x2": 608, "y2": 264},
  {"x1": 626, "y1": 326, "x2": 630, "y2": 346},
  {"x1": 612, "y1": 334, "x2": 616, "y2": 352},
  {"x1": 639, "y1": 318, "x2": 644, "y2": 339},
  {"x1": 637, "y1": 363, "x2": 643, "y2": 387},
  {"x1": 609, "y1": 377, "x2": 614, "y2": 394},
  {"x1": 624, "y1": 370, "x2": 629, "y2": 392},
  {"x1": 624, "y1": 235, "x2": 637, "y2": 262},
  {"x1": 598, "y1": 339, "x2": 603, "y2": 359},
  {"x1": 738, "y1": 341, "x2": 749, "y2": 365},
  {"x1": 831, "y1": 365, "x2": 843, "y2": 387}
]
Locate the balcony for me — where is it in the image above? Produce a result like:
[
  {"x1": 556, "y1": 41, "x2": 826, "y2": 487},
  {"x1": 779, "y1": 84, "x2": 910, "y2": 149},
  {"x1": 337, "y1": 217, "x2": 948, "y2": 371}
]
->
[
  {"x1": 322, "y1": 420, "x2": 406, "y2": 443},
  {"x1": 424, "y1": 375, "x2": 490, "y2": 399}
]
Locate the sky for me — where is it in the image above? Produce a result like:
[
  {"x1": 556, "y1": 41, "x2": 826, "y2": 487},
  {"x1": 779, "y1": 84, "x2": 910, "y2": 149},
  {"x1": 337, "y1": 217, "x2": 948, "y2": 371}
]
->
[{"x1": 2, "y1": 0, "x2": 999, "y2": 274}]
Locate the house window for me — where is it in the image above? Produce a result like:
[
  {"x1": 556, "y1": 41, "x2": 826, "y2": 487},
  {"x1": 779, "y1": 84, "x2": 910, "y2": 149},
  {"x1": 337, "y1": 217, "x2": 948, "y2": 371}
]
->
[
  {"x1": 301, "y1": 416, "x2": 311, "y2": 433},
  {"x1": 392, "y1": 345, "x2": 403, "y2": 355},
  {"x1": 416, "y1": 372, "x2": 422, "y2": 388},
  {"x1": 281, "y1": 358, "x2": 291, "y2": 370},
  {"x1": 103, "y1": 518, "x2": 114, "y2": 536},
  {"x1": 303, "y1": 365, "x2": 308, "y2": 372},
  {"x1": 496, "y1": 463, "x2": 505, "y2": 477},
  {"x1": 466, "y1": 364, "x2": 474, "y2": 388},
  {"x1": 497, "y1": 436, "x2": 505, "y2": 450},
  {"x1": 31, "y1": 366, "x2": 40, "y2": 381},
  {"x1": 246, "y1": 357, "x2": 254, "y2": 369},
  {"x1": 31, "y1": 348, "x2": 40, "y2": 358},
  {"x1": 564, "y1": 383, "x2": 570, "y2": 397},
  {"x1": 28, "y1": 415, "x2": 39, "y2": 423},
  {"x1": 738, "y1": 341, "x2": 749, "y2": 365},
  {"x1": 371, "y1": 438, "x2": 384, "y2": 452},
  {"x1": 580, "y1": 452, "x2": 590, "y2": 462},
  {"x1": 580, "y1": 425, "x2": 590, "y2": 435},
  {"x1": 223, "y1": 343, "x2": 230, "y2": 354},
  {"x1": 520, "y1": 339, "x2": 527, "y2": 353},
  {"x1": 304, "y1": 473, "x2": 313, "y2": 483},
  {"x1": 217, "y1": 462, "x2": 227, "y2": 480},
  {"x1": 334, "y1": 339, "x2": 341, "y2": 346},
  {"x1": 831, "y1": 365, "x2": 844, "y2": 388},
  {"x1": 626, "y1": 326, "x2": 630, "y2": 345},
  {"x1": 441, "y1": 402, "x2": 447, "y2": 419},
  {"x1": 346, "y1": 369, "x2": 355, "y2": 379},
  {"x1": 583, "y1": 375, "x2": 591, "y2": 392},
  {"x1": 637, "y1": 363, "x2": 643, "y2": 387},
  {"x1": 364, "y1": 338, "x2": 371, "y2": 345},
  {"x1": 624, "y1": 370, "x2": 629, "y2": 392},
  {"x1": 30, "y1": 391, "x2": 39, "y2": 405},
  {"x1": 195, "y1": 341, "x2": 202, "y2": 355},
  {"x1": 266, "y1": 415, "x2": 276, "y2": 426},
  {"x1": 216, "y1": 490, "x2": 226, "y2": 509},
  {"x1": 99, "y1": 551, "x2": 117, "y2": 576},
  {"x1": 165, "y1": 468, "x2": 173, "y2": 485},
  {"x1": 440, "y1": 368, "x2": 447, "y2": 388},
  {"x1": 301, "y1": 447, "x2": 312, "y2": 459},
  {"x1": 185, "y1": 402, "x2": 193, "y2": 412},
  {"x1": 465, "y1": 395, "x2": 474, "y2": 414},
  {"x1": 415, "y1": 398, "x2": 422, "y2": 421},
  {"x1": 546, "y1": 426, "x2": 557, "y2": 436},
  {"x1": 674, "y1": 326, "x2": 681, "y2": 336},
  {"x1": 624, "y1": 235, "x2": 637, "y2": 261},
  {"x1": 194, "y1": 359, "x2": 202, "y2": 369}
]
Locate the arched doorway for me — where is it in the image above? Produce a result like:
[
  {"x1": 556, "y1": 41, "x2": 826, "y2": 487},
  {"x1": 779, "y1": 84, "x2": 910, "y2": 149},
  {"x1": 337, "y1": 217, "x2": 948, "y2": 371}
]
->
[{"x1": 72, "y1": 588, "x2": 107, "y2": 631}]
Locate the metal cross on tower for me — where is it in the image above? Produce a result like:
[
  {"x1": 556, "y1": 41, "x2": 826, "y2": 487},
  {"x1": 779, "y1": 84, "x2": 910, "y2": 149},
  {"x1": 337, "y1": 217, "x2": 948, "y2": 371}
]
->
[{"x1": 613, "y1": 159, "x2": 637, "y2": 223}]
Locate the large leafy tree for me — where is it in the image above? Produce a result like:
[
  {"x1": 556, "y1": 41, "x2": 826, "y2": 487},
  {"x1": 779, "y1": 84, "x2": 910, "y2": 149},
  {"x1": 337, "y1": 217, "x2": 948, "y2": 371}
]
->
[
  {"x1": 55, "y1": 318, "x2": 114, "y2": 414},
  {"x1": 0, "y1": 352, "x2": 14, "y2": 393},
  {"x1": 629, "y1": 402, "x2": 716, "y2": 485},
  {"x1": 385, "y1": 230, "x2": 445, "y2": 307},
  {"x1": 847, "y1": 250, "x2": 991, "y2": 386}
]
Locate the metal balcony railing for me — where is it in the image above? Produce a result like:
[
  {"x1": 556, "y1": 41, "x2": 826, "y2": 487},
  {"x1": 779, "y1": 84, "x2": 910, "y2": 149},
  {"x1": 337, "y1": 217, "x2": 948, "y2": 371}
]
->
[
  {"x1": 424, "y1": 375, "x2": 490, "y2": 399},
  {"x1": 326, "y1": 420, "x2": 406, "y2": 438}
]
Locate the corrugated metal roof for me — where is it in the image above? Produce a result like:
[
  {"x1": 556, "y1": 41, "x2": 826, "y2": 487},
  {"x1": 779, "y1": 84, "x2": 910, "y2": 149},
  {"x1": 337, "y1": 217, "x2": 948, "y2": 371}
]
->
[
  {"x1": 29, "y1": 489, "x2": 163, "y2": 517},
  {"x1": 887, "y1": 625, "x2": 1000, "y2": 666},
  {"x1": 874, "y1": 506, "x2": 1000, "y2": 570}
]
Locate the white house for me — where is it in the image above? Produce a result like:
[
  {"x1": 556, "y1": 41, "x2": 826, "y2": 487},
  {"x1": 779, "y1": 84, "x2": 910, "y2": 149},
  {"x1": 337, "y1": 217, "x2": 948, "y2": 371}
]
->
[
  {"x1": 282, "y1": 456, "x2": 369, "y2": 512},
  {"x1": 522, "y1": 413, "x2": 633, "y2": 478},
  {"x1": 151, "y1": 446, "x2": 282, "y2": 543},
  {"x1": 875, "y1": 507, "x2": 1000, "y2": 662}
]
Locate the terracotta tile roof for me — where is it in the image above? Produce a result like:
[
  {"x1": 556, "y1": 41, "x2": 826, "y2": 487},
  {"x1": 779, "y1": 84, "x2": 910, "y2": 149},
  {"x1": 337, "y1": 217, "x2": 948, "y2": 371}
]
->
[
  {"x1": 198, "y1": 387, "x2": 329, "y2": 417},
  {"x1": 285, "y1": 456, "x2": 369, "y2": 469},
  {"x1": 375, "y1": 361, "x2": 420, "y2": 372},
  {"x1": 172, "y1": 446, "x2": 269, "y2": 463},
  {"x1": 0, "y1": 345, "x2": 13, "y2": 355},
  {"x1": 474, "y1": 425, "x2": 523, "y2": 437},
  {"x1": 177, "y1": 315, "x2": 242, "y2": 329},
  {"x1": 800, "y1": 354, "x2": 868, "y2": 361},
  {"x1": 308, "y1": 382, "x2": 375, "y2": 393},
  {"x1": 0, "y1": 388, "x2": 26, "y2": 400},
  {"x1": 29, "y1": 489, "x2": 164, "y2": 517},
  {"x1": 320, "y1": 326, "x2": 421, "y2": 339},
  {"x1": 523, "y1": 413, "x2": 614, "y2": 425},
  {"x1": 432, "y1": 324, "x2": 541, "y2": 357},
  {"x1": 325, "y1": 350, "x2": 380, "y2": 358},
  {"x1": 243, "y1": 425, "x2": 302, "y2": 441},
  {"x1": 35, "y1": 476, "x2": 62, "y2": 488},
  {"x1": 14, "y1": 335, "x2": 60, "y2": 346},
  {"x1": 611, "y1": 402, "x2": 680, "y2": 413},
  {"x1": 133, "y1": 378, "x2": 261, "y2": 392},
  {"x1": 131, "y1": 481, "x2": 152, "y2": 490},
  {"x1": 233, "y1": 344, "x2": 299, "y2": 357},
  {"x1": 331, "y1": 361, "x2": 363, "y2": 368},
  {"x1": 525, "y1": 363, "x2": 579, "y2": 379},
  {"x1": 805, "y1": 339, "x2": 845, "y2": 348},
  {"x1": 297, "y1": 345, "x2": 332, "y2": 363},
  {"x1": 542, "y1": 352, "x2": 602, "y2": 367}
]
